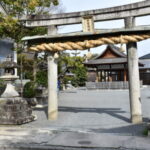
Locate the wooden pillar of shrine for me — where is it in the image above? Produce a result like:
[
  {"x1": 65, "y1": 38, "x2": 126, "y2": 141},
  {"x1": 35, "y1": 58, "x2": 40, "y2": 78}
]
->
[
  {"x1": 124, "y1": 70, "x2": 127, "y2": 81},
  {"x1": 100, "y1": 71, "x2": 103, "y2": 82},
  {"x1": 104, "y1": 71, "x2": 106, "y2": 82},
  {"x1": 124, "y1": 64, "x2": 127, "y2": 81},
  {"x1": 125, "y1": 17, "x2": 142, "y2": 124},
  {"x1": 96, "y1": 67, "x2": 100, "y2": 82}
]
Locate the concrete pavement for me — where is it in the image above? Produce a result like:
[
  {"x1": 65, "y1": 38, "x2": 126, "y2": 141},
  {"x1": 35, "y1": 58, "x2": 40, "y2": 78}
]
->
[
  {"x1": 0, "y1": 127, "x2": 149, "y2": 150},
  {"x1": 0, "y1": 87, "x2": 150, "y2": 150},
  {"x1": 24, "y1": 87, "x2": 150, "y2": 136}
]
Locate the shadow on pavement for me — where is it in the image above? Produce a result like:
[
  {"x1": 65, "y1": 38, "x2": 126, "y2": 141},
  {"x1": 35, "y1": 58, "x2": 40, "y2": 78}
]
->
[
  {"x1": 31, "y1": 106, "x2": 148, "y2": 136},
  {"x1": 58, "y1": 106, "x2": 130, "y2": 123},
  {"x1": 34, "y1": 106, "x2": 48, "y2": 118},
  {"x1": 92, "y1": 123, "x2": 147, "y2": 136},
  {"x1": 34, "y1": 106, "x2": 130, "y2": 122}
]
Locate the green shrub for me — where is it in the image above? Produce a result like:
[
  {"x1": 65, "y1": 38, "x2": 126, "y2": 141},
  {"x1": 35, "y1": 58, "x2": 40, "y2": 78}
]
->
[
  {"x1": 63, "y1": 76, "x2": 76, "y2": 87},
  {"x1": 0, "y1": 79, "x2": 6, "y2": 95},
  {"x1": 23, "y1": 82, "x2": 36, "y2": 98},
  {"x1": 36, "y1": 70, "x2": 48, "y2": 87},
  {"x1": 24, "y1": 71, "x2": 33, "y2": 80},
  {"x1": 73, "y1": 67, "x2": 87, "y2": 86},
  {"x1": 63, "y1": 67, "x2": 87, "y2": 87}
]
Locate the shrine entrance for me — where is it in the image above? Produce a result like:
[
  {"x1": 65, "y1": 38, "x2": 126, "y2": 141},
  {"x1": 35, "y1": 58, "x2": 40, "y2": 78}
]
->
[{"x1": 22, "y1": 0, "x2": 150, "y2": 124}]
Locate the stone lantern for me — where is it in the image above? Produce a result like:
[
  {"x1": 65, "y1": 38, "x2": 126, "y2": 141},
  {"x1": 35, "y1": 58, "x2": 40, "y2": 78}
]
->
[
  {"x1": 0, "y1": 55, "x2": 18, "y2": 77},
  {"x1": 0, "y1": 55, "x2": 36, "y2": 125},
  {"x1": 0, "y1": 55, "x2": 19, "y2": 97}
]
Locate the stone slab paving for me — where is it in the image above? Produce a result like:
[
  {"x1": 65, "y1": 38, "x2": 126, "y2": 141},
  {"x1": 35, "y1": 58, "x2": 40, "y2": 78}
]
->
[
  {"x1": 0, "y1": 87, "x2": 150, "y2": 150},
  {"x1": 23, "y1": 87, "x2": 150, "y2": 136},
  {"x1": 0, "y1": 127, "x2": 149, "y2": 150}
]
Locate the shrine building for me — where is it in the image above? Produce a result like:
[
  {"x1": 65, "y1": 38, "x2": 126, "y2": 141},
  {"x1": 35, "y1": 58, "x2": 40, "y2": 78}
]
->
[{"x1": 84, "y1": 44, "x2": 149, "y2": 89}]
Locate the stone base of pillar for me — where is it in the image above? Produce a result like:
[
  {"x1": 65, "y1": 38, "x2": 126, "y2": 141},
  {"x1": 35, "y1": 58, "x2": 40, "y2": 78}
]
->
[
  {"x1": 0, "y1": 98, "x2": 36, "y2": 125},
  {"x1": 131, "y1": 115, "x2": 142, "y2": 124},
  {"x1": 48, "y1": 111, "x2": 58, "y2": 120}
]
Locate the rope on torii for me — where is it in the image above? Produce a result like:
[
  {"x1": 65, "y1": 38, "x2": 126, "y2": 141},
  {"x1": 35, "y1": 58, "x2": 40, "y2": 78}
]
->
[{"x1": 29, "y1": 33, "x2": 150, "y2": 52}]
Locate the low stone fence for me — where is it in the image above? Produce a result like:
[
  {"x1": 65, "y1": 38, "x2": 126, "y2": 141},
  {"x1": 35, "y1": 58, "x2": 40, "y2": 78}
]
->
[{"x1": 86, "y1": 81, "x2": 143, "y2": 90}]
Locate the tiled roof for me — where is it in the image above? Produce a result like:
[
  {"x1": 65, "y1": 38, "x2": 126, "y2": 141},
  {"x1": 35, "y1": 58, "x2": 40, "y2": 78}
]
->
[
  {"x1": 139, "y1": 53, "x2": 150, "y2": 59},
  {"x1": 139, "y1": 59, "x2": 150, "y2": 69},
  {"x1": 94, "y1": 44, "x2": 126, "y2": 60},
  {"x1": 84, "y1": 58, "x2": 127, "y2": 65}
]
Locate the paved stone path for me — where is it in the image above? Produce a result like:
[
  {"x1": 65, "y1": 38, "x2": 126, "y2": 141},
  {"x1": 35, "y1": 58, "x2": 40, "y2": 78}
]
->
[
  {"x1": 0, "y1": 127, "x2": 149, "y2": 150},
  {"x1": 24, "y1": 87, "x2": 150, "y2": 136},
  {"x1": 0, "y1": 87, "x2": 150, "y2": 150}
]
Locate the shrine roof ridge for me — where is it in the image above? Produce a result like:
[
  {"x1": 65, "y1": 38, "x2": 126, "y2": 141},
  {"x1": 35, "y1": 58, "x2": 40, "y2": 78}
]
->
[{"x1": 94, "y1": 44, "x2": 126, "y2": 59}]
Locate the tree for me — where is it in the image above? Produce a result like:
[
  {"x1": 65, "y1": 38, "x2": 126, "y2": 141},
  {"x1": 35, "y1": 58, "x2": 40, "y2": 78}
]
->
[
  {"x1": 0, "y1": 0, "x2": 60, "y2": 89},
  {"x1": 0, "y1": 0, "x2": 59, "y2": 43},
  {"x1": 0, "y1": 0, "x2": 59, "y2": 16},
  {"x1": 58, "y1": 53, "x2": 87, "y2": 87},
  {"x1": 17, "y1": 52, "x2": 48, "y2": 87},
  {"x1": 17, "y1": 53, "x2": 34, "y2": 79}
]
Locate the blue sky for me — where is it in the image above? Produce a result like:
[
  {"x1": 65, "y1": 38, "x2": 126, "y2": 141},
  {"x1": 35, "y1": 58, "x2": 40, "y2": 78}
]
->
[{"x1": 59, "y1": 0, "x2": 150, "y2": 57}]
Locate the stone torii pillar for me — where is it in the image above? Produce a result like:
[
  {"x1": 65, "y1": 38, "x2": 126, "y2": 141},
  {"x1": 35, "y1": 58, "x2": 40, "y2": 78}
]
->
[
  {"x1": 47, "y1": 25, "x2": 58, "y2": 120},
  {"x1": 125, "y1": 17, "x2": 142, "y2": 124}
]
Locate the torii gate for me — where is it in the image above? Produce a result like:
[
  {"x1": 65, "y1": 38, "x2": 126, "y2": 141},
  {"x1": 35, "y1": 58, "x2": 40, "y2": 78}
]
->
[{"x1": 22, "y1": 0, "x2": 150, "y2": 124}]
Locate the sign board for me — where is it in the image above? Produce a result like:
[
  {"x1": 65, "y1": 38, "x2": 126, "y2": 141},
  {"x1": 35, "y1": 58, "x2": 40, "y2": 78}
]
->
[{"x1": 82, "y1": 16, "x2": 94, "y2": 32}]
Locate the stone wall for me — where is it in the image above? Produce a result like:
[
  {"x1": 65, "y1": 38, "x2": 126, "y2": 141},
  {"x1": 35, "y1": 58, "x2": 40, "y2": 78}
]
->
[{"x1": 86, "y1": 81, "x2": 143, "y2": 90}]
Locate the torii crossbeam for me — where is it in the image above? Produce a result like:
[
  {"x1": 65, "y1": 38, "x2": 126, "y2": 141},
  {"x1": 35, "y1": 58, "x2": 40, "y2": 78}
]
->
[{"x1": 22, "y1": 0, "x2": 150, "y2": 123}]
